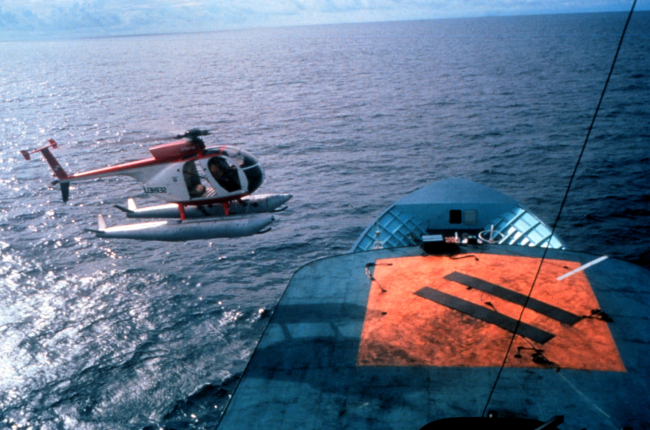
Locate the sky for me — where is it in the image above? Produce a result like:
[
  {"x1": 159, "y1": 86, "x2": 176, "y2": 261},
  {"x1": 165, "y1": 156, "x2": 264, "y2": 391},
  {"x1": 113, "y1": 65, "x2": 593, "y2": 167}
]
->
[{"x1": 0, "y1": 0, "x2": 646, "y2": 41}]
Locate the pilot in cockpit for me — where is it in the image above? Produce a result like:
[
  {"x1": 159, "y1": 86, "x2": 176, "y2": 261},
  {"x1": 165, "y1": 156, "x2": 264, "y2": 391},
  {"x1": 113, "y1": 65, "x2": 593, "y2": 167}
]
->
[{"x1": 208, "y1": 157, "x2": 241, "y2": 192}]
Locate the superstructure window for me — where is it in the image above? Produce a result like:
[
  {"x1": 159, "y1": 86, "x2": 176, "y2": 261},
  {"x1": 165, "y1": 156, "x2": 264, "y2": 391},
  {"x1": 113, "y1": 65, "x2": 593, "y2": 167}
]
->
[
  {"x1": 449, "y1": 210, "x2": 462, "y2": 224},
  {"x1": 464, "y1": 210, "x2": 477, "y2": 225}
]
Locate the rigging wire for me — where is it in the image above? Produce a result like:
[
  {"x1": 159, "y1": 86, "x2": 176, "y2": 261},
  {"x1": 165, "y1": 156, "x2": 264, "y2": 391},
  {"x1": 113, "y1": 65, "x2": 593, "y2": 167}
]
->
[{"x1": 481, "y1": 0, "x2": 638, "y2": 417}]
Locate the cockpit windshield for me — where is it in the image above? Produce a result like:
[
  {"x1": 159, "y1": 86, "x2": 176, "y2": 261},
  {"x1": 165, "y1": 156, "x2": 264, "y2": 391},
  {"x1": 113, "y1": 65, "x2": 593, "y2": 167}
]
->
[{"x1": 220, "y1": 148, "x2": 258, "y2": 168}]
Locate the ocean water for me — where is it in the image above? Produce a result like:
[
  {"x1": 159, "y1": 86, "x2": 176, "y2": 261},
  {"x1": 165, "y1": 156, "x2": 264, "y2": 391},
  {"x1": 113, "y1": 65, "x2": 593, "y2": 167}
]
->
[{"x1": 1, "y1": 12, "x2": 649, "y2": 430}]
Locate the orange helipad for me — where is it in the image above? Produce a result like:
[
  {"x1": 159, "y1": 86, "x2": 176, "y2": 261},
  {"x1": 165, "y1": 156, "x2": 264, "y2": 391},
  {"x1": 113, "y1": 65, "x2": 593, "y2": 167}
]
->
[{"x1": 357, "y1": 253, "x2": 625, "y2": 371}]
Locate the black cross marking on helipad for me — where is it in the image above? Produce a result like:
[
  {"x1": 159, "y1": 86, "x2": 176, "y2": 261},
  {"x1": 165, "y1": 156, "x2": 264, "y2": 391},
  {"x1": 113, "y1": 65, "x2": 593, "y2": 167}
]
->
[
  {"x1": 444, "y1": 272, "x2": 583, "y2": 326},
  {"x1": 415, "y1": 287, "x2": 555, "y2": 344},
  {"x1": 414, "y1": 272, "x2": 583, "y2": 345}
]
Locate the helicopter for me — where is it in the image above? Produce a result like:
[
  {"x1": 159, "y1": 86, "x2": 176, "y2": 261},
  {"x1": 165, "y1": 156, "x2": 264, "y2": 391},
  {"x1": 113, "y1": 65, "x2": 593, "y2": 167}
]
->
[{"x1": 21, "y1": 129, "x2": 292, "y2": 241}]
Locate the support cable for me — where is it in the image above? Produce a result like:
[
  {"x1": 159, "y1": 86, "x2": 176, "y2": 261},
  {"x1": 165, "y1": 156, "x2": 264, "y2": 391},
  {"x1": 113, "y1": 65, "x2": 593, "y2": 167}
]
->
[{"x1": 481, "y1": 1, "x2": 637, "y2": 417}]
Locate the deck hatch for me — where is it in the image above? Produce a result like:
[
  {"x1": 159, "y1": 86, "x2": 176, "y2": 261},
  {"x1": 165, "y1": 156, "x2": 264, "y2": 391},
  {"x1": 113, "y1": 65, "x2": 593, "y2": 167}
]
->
[
  {"x1": 443, "y1": 272, "x2": 582, "y2": 326},
  {"x1": 414, "y1": 287, "x2": 555, "y2": 344}
]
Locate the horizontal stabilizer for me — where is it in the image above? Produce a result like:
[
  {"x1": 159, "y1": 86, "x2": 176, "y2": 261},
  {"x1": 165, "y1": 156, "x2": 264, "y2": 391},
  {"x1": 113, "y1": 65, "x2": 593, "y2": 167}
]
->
[{"x1": 22, "y1": 139, "x2": 70, "y2": 202}]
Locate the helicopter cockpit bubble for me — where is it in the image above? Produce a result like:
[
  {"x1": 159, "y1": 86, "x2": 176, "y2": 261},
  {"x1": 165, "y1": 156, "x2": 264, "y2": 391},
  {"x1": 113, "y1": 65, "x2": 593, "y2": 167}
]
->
[{"x1": 207, "y1": 147, "x2": 264, "y2": 194}]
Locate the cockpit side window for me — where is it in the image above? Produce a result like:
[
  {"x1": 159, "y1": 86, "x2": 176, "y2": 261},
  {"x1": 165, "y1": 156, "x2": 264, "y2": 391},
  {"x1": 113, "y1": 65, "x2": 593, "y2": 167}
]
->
[{"x1": 183, "y1": 161, "x2": 206, "y2": 198}]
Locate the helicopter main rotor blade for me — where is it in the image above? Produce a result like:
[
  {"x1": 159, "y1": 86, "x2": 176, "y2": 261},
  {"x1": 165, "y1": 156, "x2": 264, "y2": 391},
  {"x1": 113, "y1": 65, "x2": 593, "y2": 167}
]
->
[{"x1": 174, "y1": 128, "x2": 211, "y2": 139}]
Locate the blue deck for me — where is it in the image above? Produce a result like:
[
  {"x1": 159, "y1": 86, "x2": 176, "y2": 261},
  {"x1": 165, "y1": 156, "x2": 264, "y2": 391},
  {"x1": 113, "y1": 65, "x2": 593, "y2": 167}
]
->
[{"x1": 217, "y1": 245, "x2": 650, "y2": 430}]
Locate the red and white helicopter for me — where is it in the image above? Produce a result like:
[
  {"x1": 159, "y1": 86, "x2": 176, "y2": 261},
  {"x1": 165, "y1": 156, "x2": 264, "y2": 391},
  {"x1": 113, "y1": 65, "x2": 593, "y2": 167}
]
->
[{"x1": 22, "y1": 129, "x2": 291, "y2": 241}]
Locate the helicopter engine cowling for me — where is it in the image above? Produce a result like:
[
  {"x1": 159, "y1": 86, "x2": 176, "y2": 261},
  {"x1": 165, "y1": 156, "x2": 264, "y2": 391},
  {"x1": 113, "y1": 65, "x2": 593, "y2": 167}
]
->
[{"x1": 141, "y1": 163, "x2": 190, "y2": 202}]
